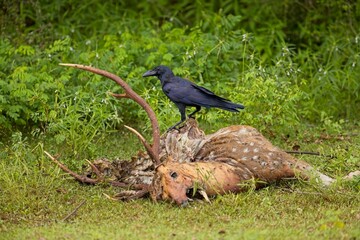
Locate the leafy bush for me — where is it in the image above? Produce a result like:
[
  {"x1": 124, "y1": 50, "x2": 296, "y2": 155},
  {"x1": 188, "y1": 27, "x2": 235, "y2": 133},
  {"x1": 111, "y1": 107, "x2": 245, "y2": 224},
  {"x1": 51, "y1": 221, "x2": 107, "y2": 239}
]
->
[{"x1": 0, "y1": 0, "x2": 359, "y2": 141}]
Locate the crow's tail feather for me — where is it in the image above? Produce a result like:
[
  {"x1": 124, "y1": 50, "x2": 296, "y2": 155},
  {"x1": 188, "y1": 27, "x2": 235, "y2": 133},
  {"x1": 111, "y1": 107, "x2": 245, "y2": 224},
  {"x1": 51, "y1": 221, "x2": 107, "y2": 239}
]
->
[{"x1": 216, "y1": 101, "x2": 245, "y2": 112}]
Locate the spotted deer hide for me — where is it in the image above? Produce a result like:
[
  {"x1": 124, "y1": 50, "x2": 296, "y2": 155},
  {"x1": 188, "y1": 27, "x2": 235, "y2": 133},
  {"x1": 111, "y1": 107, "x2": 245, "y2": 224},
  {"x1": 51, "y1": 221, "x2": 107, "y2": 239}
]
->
[{"x1": 150, "y1": 119, "x2": 335, "y2": 205}]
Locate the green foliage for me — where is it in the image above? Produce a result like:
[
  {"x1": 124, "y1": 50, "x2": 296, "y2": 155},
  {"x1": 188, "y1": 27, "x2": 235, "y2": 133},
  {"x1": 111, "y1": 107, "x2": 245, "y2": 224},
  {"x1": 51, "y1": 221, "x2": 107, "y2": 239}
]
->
[
  {"x1": 47, "y1": 90, "x2": 122, "y2": 158},
  {"x1": 1, "y1": 1, "x2": 359, "y2": 138}
]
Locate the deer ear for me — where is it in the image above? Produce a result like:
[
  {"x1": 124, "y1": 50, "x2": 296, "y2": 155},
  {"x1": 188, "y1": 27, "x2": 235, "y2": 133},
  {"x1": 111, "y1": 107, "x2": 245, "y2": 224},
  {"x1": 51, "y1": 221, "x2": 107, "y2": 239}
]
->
[{"x1": 170, "y1": 171, "x2": 178, "y2": 179}]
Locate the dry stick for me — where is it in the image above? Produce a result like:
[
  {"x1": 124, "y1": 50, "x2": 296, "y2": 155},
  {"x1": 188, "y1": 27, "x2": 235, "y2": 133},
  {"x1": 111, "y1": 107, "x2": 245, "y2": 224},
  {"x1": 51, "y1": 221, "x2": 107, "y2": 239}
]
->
[
  {"x1": 103, "y1": 193, "x2": 119, "y2": 201},
  {"x1": 285, "y1": 151, "x2": 335, "y2": 158},
  {"x1": 62, "y1": 200, "x2": 87, "y2": 221},
  {"x1": 280, "y1": 188, "x2": 323, "y2": 195},
  {"x1": 59, "y1": 63, "x2": 161, "y2": 165}
]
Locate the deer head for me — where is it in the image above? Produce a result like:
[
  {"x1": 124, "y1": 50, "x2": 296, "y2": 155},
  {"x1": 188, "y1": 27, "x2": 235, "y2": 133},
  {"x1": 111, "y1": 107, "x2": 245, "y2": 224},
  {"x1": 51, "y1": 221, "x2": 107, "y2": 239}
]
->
[{"x1": 151, "y1": 161, "x2": 244, "y2": 206}]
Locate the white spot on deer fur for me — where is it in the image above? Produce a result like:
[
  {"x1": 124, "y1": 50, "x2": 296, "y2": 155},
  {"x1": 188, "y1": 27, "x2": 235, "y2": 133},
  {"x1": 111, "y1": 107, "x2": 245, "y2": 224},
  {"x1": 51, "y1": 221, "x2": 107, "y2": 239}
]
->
[
  {"x1": 252, "y1": 156, "x2": 259, "y2": 160},
  {"x1": 268, "y1": 152, "x2": 273, "y2": 156},
  {"x1": 249, "y1": 142, "x2": 255, "y2": 146},
  {"x1": 139, "y1": 176, "x2": 153, "y2": 185},
  {"x1": 220, "y1": 129, "x2": 231, "y2": 135},
  {"x1": 243, "y1": 148, "x2": 249, "y2": 153},
  {"x1": 273, "y1": 161, "x2": 279, "y2": 166},
  {"x1": 261, "y1": 162, "x2": 267, "y2": 166},
  {"x1": 239, "y1": 128, "x2": 248, "y2": 134},
  {"x1": 232, "y1": 147, "x2": 236, "y2": 152},
  {"x1": 253, "y1": 148, "x2": 259, "y2": 153},
  {"x1": 241, "y1": 157, "x2": 247, "y2": 161},
  {"x1": 208, "y1": 151, "x2": 215, "y2": 160}
]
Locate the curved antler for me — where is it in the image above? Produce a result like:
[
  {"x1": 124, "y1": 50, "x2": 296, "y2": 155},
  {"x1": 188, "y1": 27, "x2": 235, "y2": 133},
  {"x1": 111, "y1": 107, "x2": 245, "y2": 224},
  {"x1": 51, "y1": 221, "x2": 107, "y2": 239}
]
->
[
  {"x1": 44, "y1": 151, "x2": 99, "y2": 184},
  {"x1": 44, "y1": 151, "x2": 149, "y2": 191},
  {"x1": 59, "y1": 63, "x2": 160, "y2": 164}
]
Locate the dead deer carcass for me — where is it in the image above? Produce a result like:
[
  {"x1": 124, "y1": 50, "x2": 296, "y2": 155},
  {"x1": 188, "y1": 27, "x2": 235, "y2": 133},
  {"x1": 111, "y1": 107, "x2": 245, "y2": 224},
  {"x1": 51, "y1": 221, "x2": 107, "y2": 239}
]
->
[
  {"x1": 45, "y1": 64, "x2": 358, "y2": 206},
  {"x1": 150, "y1": 123, "x2": 336, "y2": 205}
]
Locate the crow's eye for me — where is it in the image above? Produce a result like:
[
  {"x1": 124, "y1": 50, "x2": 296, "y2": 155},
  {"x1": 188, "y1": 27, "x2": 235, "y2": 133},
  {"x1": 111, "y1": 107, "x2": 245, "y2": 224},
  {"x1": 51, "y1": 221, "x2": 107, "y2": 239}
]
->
[{"x1": 170, "y1": 171, "x2": 178, "y2": 179}]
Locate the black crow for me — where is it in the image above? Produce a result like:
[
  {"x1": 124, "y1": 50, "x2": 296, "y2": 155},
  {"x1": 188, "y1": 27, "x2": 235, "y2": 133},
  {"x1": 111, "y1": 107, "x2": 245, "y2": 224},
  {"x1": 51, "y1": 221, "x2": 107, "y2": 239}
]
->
[{"x1": 143, "y1": 65, "x2": 244, "y2": 130}]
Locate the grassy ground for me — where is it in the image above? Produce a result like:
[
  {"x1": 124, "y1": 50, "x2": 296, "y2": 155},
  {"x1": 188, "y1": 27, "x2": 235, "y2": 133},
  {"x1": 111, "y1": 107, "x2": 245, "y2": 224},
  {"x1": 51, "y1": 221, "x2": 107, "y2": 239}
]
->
[{"x1": 0, "y1": 126, "x2": 359, "y2": 240}]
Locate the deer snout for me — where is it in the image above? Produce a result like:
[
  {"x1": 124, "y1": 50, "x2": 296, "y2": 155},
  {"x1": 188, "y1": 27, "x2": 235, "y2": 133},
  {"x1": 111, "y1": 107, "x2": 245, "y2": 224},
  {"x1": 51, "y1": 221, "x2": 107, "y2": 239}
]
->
[{"x1": 160, "y1": 169, "x2": 194, "y2": 206}]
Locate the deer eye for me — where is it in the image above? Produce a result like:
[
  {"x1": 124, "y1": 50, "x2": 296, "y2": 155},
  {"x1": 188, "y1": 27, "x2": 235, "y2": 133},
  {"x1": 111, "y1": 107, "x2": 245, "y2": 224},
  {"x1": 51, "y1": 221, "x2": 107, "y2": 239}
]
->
[{"x1": 170, "y1": 171, "x2": 178, "y2": 179}]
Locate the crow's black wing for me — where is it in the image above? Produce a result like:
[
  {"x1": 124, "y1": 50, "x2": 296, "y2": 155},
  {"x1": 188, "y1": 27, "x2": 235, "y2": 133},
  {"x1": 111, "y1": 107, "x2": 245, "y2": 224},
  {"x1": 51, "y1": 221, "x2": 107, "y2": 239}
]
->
[
  {"x1": 191, "y1": 84, "x2": 231, "y2": 102},
  {"x1": 162, "y1": 77, "x2": 233, "y2": 108},
  {"x1": 162, "y1": 77, "x2": 198, "y2": 105}
]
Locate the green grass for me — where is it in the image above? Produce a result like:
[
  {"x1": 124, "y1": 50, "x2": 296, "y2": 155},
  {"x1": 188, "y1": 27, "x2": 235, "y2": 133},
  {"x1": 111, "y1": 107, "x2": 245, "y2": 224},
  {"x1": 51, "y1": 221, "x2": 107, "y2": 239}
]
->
[
  {"x1": 1, "y1": 185, "x2": 359, "y2": 239},
  {"x1": 1, "y1": 127, "x2": 359, "y2": 240}
]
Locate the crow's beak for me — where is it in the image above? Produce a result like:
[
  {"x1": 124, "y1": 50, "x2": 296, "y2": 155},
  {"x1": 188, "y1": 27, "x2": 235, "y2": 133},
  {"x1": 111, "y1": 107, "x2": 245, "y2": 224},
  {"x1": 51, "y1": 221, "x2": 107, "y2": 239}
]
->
[{"x1": 142, "y1": 69, "x2": 157, "y2": 77}]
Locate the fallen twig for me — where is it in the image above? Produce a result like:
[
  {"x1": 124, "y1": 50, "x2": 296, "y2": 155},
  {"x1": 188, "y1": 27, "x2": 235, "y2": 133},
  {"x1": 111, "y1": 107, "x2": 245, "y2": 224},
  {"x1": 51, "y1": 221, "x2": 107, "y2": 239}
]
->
[
  {"x1": 280, "y1": 188, "x2": 323, "y2": 195},
  {"x1": 103, "y1": 193, "x2": 119, "y2": 201},
  {"x1": 285, "y1": 151, "x2": 335, "y2": 158},
  {"x1": 62, "y1": 200, "x2": 86, "y2": 221}
]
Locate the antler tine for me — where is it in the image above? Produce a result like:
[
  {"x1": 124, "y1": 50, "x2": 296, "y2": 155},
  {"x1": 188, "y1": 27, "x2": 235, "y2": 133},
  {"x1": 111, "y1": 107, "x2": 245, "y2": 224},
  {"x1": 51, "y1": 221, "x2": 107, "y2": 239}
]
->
[
  {"x1": 85, "y1": 159, "x2": 103, "y2": 180},
  {"x1": 124, "y1": 125, "x2": 160, "y2": 165},
  {"x1": 59, "y1": 63, "x2": 160, "y2": 163},
  {"x1": 44, "y1": 151, "x2": 99, "y2": 184}
]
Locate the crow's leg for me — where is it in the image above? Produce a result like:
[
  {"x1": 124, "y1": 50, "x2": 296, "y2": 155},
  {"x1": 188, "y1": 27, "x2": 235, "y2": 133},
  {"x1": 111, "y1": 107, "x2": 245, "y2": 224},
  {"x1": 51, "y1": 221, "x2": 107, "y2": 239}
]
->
[
  {"x1": 188, "y1": 106, "x2": 201, "y2": 118},
  {"x1": 167, "y1": 104, "x2": 187, "y2": 131}
]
